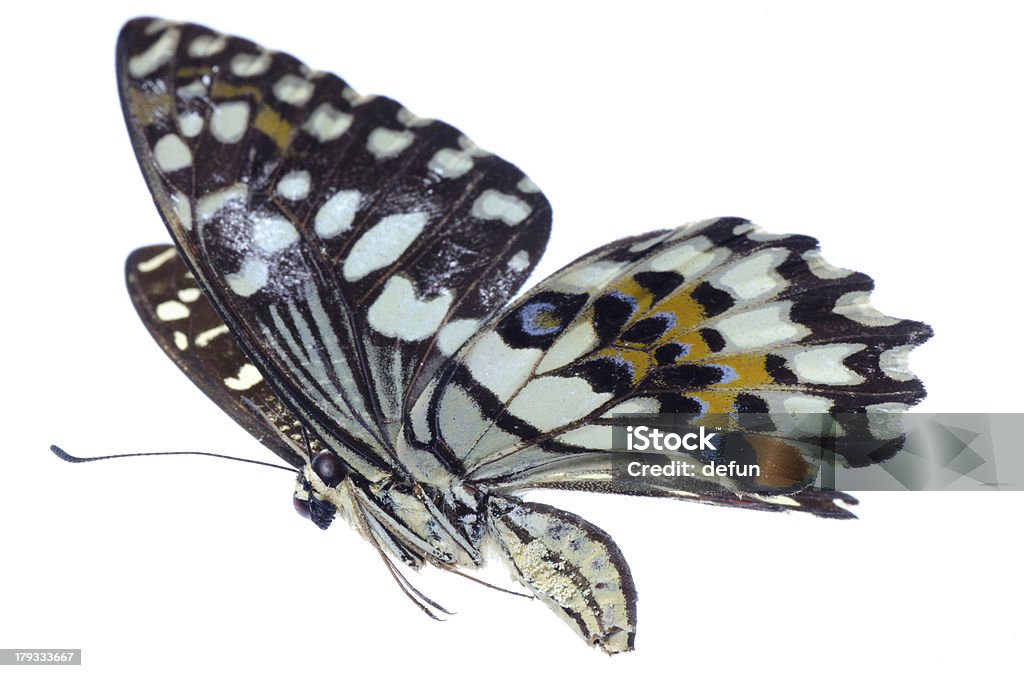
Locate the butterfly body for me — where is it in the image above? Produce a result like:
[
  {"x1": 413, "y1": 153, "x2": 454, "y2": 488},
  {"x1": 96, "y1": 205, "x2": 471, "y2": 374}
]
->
[
  {"x1": 116, "y1": 17, "x2": 931, "y2": 653},
  {"x1": 298, "y1": 459, "x2": 485, "y2": 568}
]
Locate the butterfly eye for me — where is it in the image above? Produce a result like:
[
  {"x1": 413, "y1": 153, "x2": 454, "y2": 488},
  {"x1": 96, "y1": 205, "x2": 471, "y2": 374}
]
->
[
  {"x1": 312, "y1": 451, "x2": 346, "y2": 486},
  {"x1": 293, "y1": 495, "x2": 311, "y2": 519}
]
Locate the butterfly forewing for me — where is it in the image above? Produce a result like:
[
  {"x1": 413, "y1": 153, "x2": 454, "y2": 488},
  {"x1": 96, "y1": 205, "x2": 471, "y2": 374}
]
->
[{"x1": 117, "y1": 18, "x2": 551, "y2": 482}]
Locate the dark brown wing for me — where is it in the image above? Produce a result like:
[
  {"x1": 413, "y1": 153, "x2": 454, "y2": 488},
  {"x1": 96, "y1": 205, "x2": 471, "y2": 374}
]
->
[{"x1": 126, "y1": 244, "x2": 322, "y2": 469}]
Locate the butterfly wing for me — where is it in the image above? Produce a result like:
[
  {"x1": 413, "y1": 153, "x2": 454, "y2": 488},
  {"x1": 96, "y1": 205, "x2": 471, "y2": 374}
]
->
[
  {"x1": 117, "y1": 18, "x2": 551, "y2": 481},
  {"x1": 125, "y1": 244, "x2": 323, "y2": 468},
  {"x1": 405, "y1": 217, "x2": 932, "y2": 513},
  {"x1": 126, "y1": 244, "x2": 478, "y2": 572}
]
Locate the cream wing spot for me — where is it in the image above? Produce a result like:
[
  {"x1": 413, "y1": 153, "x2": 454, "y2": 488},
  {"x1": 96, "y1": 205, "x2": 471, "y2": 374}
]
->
[
  {"x1": 803, "y1": 250, "x2": 852, "y2": 279},
  {"x1": 156, "y1": 300, "x2": 190, "y2": 321},
  {"x1": 667, "y1": 218, "x2": 716, "y2": 241},
  {"x1": 507, "y1": 377, "x2": 612, "y2": 430},
  {"x1": 458, "y1": 135, "x2": 490, "y2": 157},
  {"x1": 428, "y1": 149, "x2": 474, "y2": 179},
  {"x1": 231, "y1": 52, "x2": 272, "y2": 77},
  {"x1": 195, "y1": 325, "x2": 229, "y2": 347},
  {"x1": 314, "y1": 190, "x2": 361, "y2": 238},
  {"x1": 537, "y1": 322, "x2": 598, "y2": 373},
  {"x1": 197, "y1": 184, "x2": 248, "y2": 225},
  {"x1": 226, "y1": 258, "x2": 269, "y2": 297},
  {"x1": 276, "y1": 170, "x2": 311, "y2": 200},
  {"x1": 303, "y1": 103, "x2": 353, "y2": 142},
  {"x1": 834, "y1": 291, "x2": 900, "y2": 327},
  {"x1": 556, "y1": 260, "x2": 625, "y2": 290},
  {"x1": 144, "y1": 19, "x2": 175, "y2": 35},
  {"x1": 517, "y1": 177, "x2": 540, "y2": 193},
  {"x1": 137, "y1": 248, "x2": 177, "y2": 273},
  {"x1": 783, "y1": 344, "x2": 866, "y2": 385},
  {"x1": 716, "y1": 248, "x2": 788, "y2": 300},
  {"x1": 437, "y1": 319, "x2": 480, "y2": 355},
  {"x1": 647, "y1": 238, "x2": 723, "y2": 277},
  {"x1": 173, "y1": 331, "x2": 189, "y2": 351},
  {"x1": 743, "y1": 225, "x2": 787, "y2": 241},
  {"x1": 396, "y1": 108, "x2": 432, "y2": 127},
  {"x1": 343, "y1": 212, "x2": 428, "y2": 282},
  {"x1": 128, "y1": 27, "x2": 180, "y2": 78},
  {"x1": 252, "y1": 214, "x2": 299, "y2": 253},
  {"x1": 177, "y1": 288, "x2": 201, "y2": 303},
  {"x1": 471, "y1": 190, "x2": 531, "y2": 225},
  {"x1": 366, "y1": 276, "x2": 453, "y2": 341},
  {"x1": 176, "y1": 80, "x2": 207, "y2": 99},
  {"x1": 464, "y1": 332, "x2": 542, "y2": 401},
  {"x1": 342, "y1": 87, "x2": 375, "y2": 106},
  {"x1": 188, "y1": 34, "x2": 227, "y2": 58},
  {"x1": 210, "y1": 101, "x2": 251, "y2": 144},
  {"x1": 783, "y1": 395, "x2": 833, "y2": 414},
  {"x1": 178, "y1": 111, "x2": 204, "y2": 137},
  {"x1": 367, "y1": 127, "x2": 415, "y2": 159},
  {"x1": 629, "y1": 233, "x2": 668, "y2": 253},
  {"x1": 508, "y1": 250, "x2": 530, "y2": 273},
  {"x1": 153, "y1": 134, "x2": 192, "y2": 172},
  {"x1": 714, "y1": 302, "x2": 807, "y2": 349},
  {"x1": 169, "y1": 191, "x2": 192, "y2": 230},
  {"x1": 273, "y1": 74, "x2": 315, "y2": 106},
  {"x1": 879, "y1": 345, "x2": 916, "y2": 381},
  {"x1": 224, "y1": 364, "x2": 264, "y2": 391}
]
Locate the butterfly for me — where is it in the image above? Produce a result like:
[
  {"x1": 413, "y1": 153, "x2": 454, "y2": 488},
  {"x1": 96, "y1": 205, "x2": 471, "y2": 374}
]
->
[{"x1": 112, "y1": 17, "x2": 932, "y2": 653}]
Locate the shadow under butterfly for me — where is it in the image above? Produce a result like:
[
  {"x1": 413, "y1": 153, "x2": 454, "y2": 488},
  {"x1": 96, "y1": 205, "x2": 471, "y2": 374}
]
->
[{"x1": 60, "y1": 17, "x2": 934, "y2": 653}]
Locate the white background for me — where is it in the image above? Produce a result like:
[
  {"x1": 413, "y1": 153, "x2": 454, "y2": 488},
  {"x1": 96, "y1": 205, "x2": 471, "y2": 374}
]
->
[{"x1": 2, "y1": 1, "x2": 1021, "y2": 676}]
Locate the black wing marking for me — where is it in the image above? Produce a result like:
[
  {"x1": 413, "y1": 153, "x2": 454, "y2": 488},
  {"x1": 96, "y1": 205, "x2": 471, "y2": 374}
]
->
[
  {"x1": 406, "y1": 217, "x2": 931, "y2": 515},
  {"x1": 126, "y1": 244, "x2": 325, "y2": 468},
  {"x1": 117, "y1": 18, "x2": 551, "y2": 481}
]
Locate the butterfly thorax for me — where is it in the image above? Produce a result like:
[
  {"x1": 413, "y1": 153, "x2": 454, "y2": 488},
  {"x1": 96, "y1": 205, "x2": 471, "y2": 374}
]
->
[{"x1": 294, "y1": 455, "x2": 485, "y2": 569}]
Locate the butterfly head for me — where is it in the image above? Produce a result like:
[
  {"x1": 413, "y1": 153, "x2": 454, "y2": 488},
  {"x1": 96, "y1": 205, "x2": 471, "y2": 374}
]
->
[{"x1": 292, "y1": 451, "x2": 348, "y2": 530}]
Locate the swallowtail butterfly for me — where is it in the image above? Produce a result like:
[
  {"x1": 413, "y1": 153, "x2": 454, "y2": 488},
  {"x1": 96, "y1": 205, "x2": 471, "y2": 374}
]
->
[{"x1": 111, "y1": 17, "x2": 931, "y2": 653}]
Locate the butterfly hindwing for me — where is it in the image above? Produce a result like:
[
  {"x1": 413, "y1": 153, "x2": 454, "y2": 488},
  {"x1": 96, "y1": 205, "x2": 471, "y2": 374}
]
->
[
  {"x1": 117, "y1": 18, "x2": 551, "y2": 482},
  {"x1": 127, "y1": 243, "x2": 485, "y2": 572},
  {"x1": 407, "y1": 217, "x2": 931, "y2": 512},
  {"x1": 126, "y1": 244, "x2": 319, "y2": 468}
]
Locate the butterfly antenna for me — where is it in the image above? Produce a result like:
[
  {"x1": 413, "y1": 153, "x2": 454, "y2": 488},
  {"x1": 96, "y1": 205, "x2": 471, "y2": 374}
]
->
[
  {"x1": 299, "y1": 426, "x2": 319, "y2": 460},
  {"x1": 50, "y1": 444, "x2": 296, "y2": 473}
]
